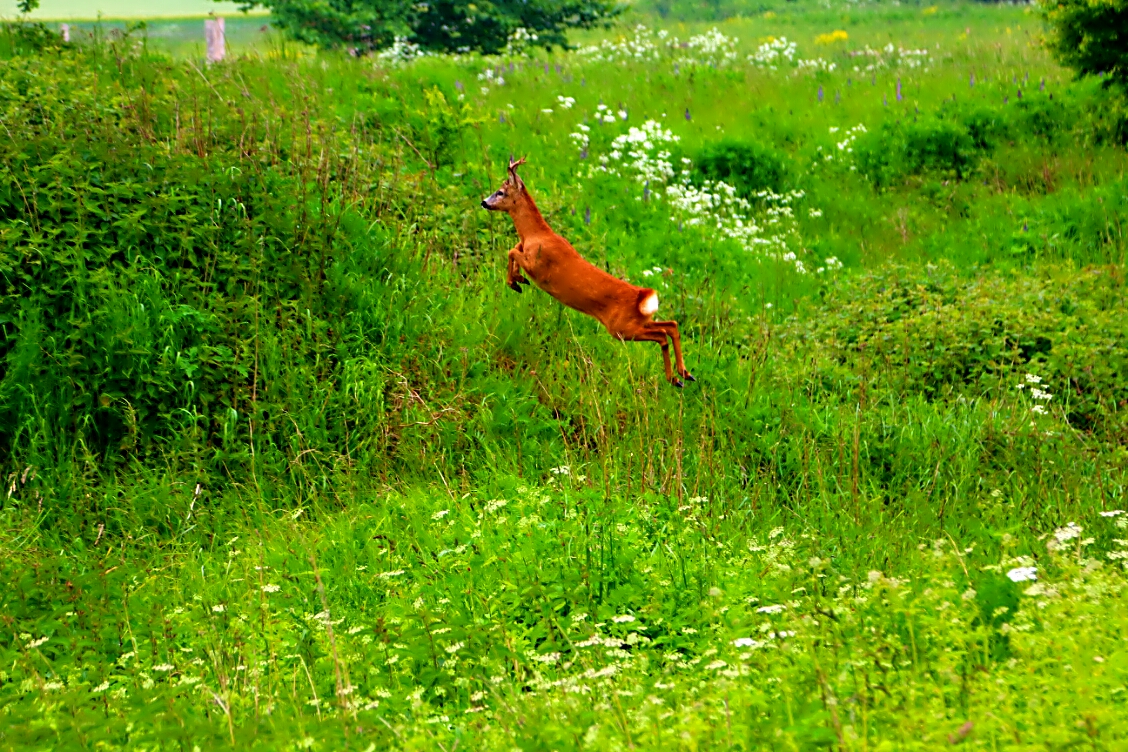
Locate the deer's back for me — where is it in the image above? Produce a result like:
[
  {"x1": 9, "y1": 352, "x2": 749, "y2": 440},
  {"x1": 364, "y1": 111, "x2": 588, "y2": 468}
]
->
[{"x1": 522, "y1": 233, "x2": 650, "y2": 328}]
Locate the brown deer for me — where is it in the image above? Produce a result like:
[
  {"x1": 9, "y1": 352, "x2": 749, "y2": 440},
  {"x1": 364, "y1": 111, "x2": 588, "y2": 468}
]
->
[{"x1": 481, "y1": 157, "x2": 694, "y2": 387}]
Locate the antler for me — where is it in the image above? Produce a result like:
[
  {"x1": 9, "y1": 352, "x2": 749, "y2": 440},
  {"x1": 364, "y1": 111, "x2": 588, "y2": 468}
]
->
[{"x1": 508, "y1": 156, "x2": 527, "y2": 184}]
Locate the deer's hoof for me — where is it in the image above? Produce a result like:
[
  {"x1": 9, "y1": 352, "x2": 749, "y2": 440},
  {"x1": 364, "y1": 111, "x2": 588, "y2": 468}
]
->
[
  {"x1": 519, "y1": 277, "x2": 531, "y2": 285},
  {"x1": 683, "y1": 372, "x2": 696, "y2": 383},
  {"x1": 672, "y1": 378, "x2": 684, "y2": 388},
  {"x1": 509, "y1": 282, "x2": 523, "y2": 293}
]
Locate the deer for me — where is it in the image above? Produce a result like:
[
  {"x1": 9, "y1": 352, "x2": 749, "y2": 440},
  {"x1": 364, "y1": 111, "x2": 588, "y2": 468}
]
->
[{"x1": 481, "y1": 157, "x2": 694, "y2": 387}]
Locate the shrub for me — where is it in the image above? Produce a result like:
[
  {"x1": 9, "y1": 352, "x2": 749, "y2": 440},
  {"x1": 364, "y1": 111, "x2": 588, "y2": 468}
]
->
[
  {"x1": 902, "y1": 118, "x2": 977, "y2": 175},
  {"x1": 781, "y1": 262, "x2": 1128, "y2": 440},
  {"x1": 238, "y1": 0, "x2": 621, "y2": 55},
  {"x1": 693, "y1": 139, "x2": 790, "y2": 197},
  {"x1": 1042, "y1": 0, "x2": 1128, "y2": 93}
]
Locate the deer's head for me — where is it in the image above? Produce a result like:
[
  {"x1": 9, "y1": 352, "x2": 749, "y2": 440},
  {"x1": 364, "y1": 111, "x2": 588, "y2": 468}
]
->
[{"x1": 481, "y1": 157, "x2": 527, "y2": 212}]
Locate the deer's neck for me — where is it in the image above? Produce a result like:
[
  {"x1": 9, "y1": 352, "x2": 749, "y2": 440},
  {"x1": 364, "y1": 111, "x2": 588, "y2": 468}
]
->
[{"x1": 509, "y1": 195, "x2": 553, "y2": 242}]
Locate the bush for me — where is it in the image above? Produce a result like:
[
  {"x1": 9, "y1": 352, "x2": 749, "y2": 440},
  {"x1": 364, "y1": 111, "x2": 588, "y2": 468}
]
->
[
  {"x1": 693, "y1": 139, "x2": 790, "y2": 196},
  {"x1": 0, "y1": 21, "x2": 64, "y2": 55},
  {"x1": 781, "y1": 262, "x2": 1128, "y2": 440},
  {"x1": 1042, "y1": 0, "x2": 1128, "y2": 93},
  {"x1": 855, "y1": 117, "x2": 980, "y2": 185}
]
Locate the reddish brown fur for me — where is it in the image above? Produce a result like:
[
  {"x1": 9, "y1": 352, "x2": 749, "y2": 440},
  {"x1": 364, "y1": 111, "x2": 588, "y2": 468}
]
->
[{"x1": 482, "y1": 158, "x2": 693, "y2": 387}]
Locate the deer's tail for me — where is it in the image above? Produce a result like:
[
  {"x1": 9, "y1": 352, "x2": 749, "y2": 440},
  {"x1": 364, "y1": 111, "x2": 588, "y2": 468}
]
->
[{"x1": 638, "y1": 289, "x2": 659, "y2": 317}]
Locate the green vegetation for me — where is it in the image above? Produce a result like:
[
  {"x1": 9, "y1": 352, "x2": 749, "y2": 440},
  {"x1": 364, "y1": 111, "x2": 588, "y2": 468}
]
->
[
  {"x1": 1041, "y1": 0, "x2": 1128, "y2": 94},
  {"x1": 238, "y1": 0, "x2": 620, "y2": 55},
  {"x1": 1, "y1": 3, "x2": 1127, "y2": 749}
]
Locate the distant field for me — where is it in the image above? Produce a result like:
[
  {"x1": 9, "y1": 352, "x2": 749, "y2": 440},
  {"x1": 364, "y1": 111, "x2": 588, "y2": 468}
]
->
[
  {"x1": 1, "y1": 0, "x2": 264, "y2": 19},
  {"x1": 52, "y1": 14, "x2": 280, "y2": 56}
]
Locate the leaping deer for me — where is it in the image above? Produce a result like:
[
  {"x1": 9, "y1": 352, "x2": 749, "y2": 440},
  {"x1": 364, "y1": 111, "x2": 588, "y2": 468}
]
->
[{"x1": 481, "y1": 157, "x2": 694, "y2": 387}]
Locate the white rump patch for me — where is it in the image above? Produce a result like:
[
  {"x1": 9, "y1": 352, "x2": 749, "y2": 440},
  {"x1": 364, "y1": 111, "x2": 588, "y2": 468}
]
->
[{"x1": 640, "y1": 291, "x2": 659, "y2": 316}]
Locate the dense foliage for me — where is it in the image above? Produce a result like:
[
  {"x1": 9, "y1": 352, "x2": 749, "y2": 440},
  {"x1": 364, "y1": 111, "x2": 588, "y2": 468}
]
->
[
  {"x1": 2, "y1": 3, "x2": 1128, "y2": 749},
  {"x1": 234, "y1": 0, "x2": 621, "y2": 54},
  {"x1": 1042, "y1": 0, "x2": 1128, "y2": 92}
]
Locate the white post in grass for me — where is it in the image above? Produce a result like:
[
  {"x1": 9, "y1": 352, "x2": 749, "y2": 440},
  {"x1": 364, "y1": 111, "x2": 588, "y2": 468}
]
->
[
  {"x1": 60, "y1": 24, "x2": 70, "y2": 43},
  {"x1": 205, "y1": 17, "x2": 226, "y2": 63}
]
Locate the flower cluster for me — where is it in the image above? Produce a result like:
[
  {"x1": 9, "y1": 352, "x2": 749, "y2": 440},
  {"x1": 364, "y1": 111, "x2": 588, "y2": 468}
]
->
[
  {"x1": 584, "y1": 118, "x2": 679, "y2": 181},
  {"x1": 592, "y1": 102, "x2": 625, "y2": 124},
  {"x1": 749, "y1": 37, "x2": 839, "y2": 74},
  {"x1": 569, "y1": 123, "x2": 591, "y2": 152},
  {"x1": 666, "y1": 182, "x2": 810, "y2": 270},
  {"x1": 815, "y1": 30, "x2": 849, "y2": 45},
  {"x1": 815, "y1": 123, "x2": 867, "y2": 171},
  {"x1": 816, "y1": 256, "x2": 843, "y2": 274},
  {"x1": 1017, "y1": 373, "x2": 1053, "y2": 415},
  {"x1": 608, "y1": 120, "x2": 678, "y2": 183},
  {"x1": 477, "y1": 65, "x2": 505, "y2": 94},
  {"x1": 374, "y1": 37, "x2": 427, "y2": 64},
  {"x1": 1047, "y1": 522, "x2": 1086, "y2": 554},
  {"x1": 796, "y1": 57, "x2": 837, "y2": 73},
  {"x1": 848, "y1": 43, "x2": 933, "y2": 72},
  {"x1": 678, "y1": 28, "x2": 740, "y2": 66},
  {"x1": 504, "y1": 27, "x2": 539, "y2": 56},
  {"x1": 576, "y1": 25, "x2": 664, "y2": 63},
  {"x1": 748, "y1": 37, "x2": 797, "y2": 70},
  {"x1": 577, "y1": 26, "x2": 739, "y2": 69}
]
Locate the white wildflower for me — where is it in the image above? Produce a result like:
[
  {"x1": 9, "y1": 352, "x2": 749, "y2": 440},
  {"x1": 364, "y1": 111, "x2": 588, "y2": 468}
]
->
[{"x1": 377, "y1": 570, "x2": 406, "y2": 578}]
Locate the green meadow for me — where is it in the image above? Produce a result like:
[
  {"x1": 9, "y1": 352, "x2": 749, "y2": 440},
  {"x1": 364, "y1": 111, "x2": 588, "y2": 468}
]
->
[{"x1": 1, "y1": 2, "x2": 1127, "y2": 749}]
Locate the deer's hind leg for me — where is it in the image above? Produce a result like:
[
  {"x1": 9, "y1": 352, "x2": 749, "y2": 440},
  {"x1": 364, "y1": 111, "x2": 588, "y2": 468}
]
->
[
  {"x1": 651, "y1": 320, "x2": 693, "y2": 382},
  {"x1": 615, "y1": 322, "x2": 681, "y2": 387}
]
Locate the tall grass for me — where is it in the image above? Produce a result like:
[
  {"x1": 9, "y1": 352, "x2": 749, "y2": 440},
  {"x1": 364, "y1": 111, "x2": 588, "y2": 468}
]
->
[{"x1": 1, "y1": 3, "x2": 1127, "y2": 748}]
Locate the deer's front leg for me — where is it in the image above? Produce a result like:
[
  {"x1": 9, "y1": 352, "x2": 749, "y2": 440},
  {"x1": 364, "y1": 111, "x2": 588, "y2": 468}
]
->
[{"x1": 506, "y1": 243, "x2": 530, "y2": 293}]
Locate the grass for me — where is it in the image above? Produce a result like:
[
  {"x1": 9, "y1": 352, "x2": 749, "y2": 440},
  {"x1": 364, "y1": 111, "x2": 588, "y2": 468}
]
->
[{"x1": 1, "y1": 2, "x2": 1127, "y2": 749}]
